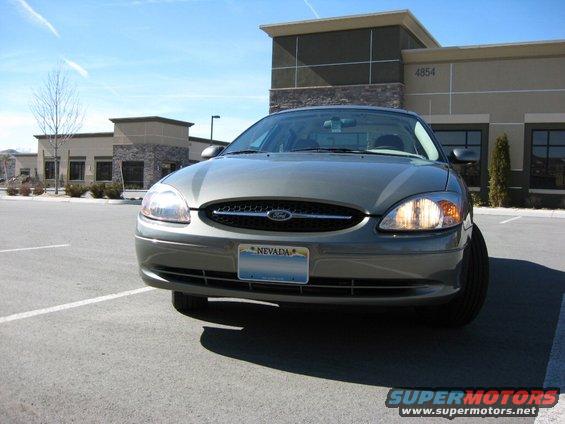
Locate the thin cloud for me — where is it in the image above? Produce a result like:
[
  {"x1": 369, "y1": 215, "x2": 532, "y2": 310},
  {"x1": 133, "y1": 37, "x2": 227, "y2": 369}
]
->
[
  {"x1": 303, "y1": 0, "x2": 320, "y2": 19},
  {"x1": 63, "y1": 58, "x2": 89, "y2": 78},
  {"x1": 13, "y1": 0, "x2": 60, "y2": 38},
  {"x1": 129, "y1": 0, "x2": 206, "y2": 4}
]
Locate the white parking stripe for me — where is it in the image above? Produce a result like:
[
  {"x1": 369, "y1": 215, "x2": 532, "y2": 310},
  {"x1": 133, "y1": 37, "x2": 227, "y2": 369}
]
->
[
  {"x1": 499, "y1": 216, "x2": 522, "y2": 224},
  {"x1": 0, "y1": 244, "x2": 70, "y2": 253},
  {"x1": 0, "y1": 287, "x2": 156, "y2": 324},
  {"x1": 535, "y1": 295, "x2": 565, "y2": 423}
]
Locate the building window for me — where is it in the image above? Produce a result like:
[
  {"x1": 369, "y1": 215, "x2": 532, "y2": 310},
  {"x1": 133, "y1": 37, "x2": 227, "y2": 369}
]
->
[
  {"x1": 96, "y1": 161, "x2": 113, "y2": 181},
  {"x1": 161, "y1": 162, "x2": 178, "y2": 178},
  {"x1": 434, "y1": 130, "x2": 482, "y2": 187},
  {"x1": 69, "y1": 161, "x2": 85, "y2": 181},
  {"x1": 44, "y1": 161, "x2": 58, "y2": 180},
  {"x1": 20, "y1": 168, "x2": 30, "y2": 176},
  {"x1": 122, "y1": 161, "x2": 144, "y2": 189},
  {"x1": 531, "y1": 130, "x2": 565, "y2": 189}
]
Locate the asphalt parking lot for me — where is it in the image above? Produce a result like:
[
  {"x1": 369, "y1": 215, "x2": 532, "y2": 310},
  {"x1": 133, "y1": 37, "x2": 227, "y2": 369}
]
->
[{"x1": 0, "y1": 201, "x2": 563, "y2": 423}]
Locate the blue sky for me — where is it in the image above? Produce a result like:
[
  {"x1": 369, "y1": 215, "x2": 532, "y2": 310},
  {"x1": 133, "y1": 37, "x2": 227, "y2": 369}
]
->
[{"x1": 1, "y1": 0, "x2": 564, "y2": 152}]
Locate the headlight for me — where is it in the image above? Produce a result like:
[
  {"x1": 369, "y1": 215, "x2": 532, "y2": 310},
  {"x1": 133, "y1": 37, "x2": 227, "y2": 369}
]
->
[
  {"x1": 141, "y1": 183, "x2": 190, "y2": 224},
  {"x1": 378, "y1": 192, "x2": 462, "y2": 231}
]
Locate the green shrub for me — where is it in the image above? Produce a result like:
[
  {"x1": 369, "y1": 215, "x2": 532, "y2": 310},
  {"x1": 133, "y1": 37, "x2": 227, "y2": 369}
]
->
[
  {"x1": 90, "y1": 182, "x2": 106, "y2": 199},
  {"x1": 19, "y1": 183, "x2": 31, "y2": 196},
  {"x1": 33, "y1": 184, "x2": 45, "y2": 195},
  {"x1": 65, "y1": 183, "x2": 89, "y2": 198},
  {"x1": 6, "y1": 186, "x2": 18, "y2": 196},
  {"x1": 470, "y1": 192, "x2": 485, "y2": 207},
  {"x1": 103, "y1": 182, "x2": 123, "y2": 199},
  {"x1": 488, "y1": 133, "x2": 511, "y2": 207}
]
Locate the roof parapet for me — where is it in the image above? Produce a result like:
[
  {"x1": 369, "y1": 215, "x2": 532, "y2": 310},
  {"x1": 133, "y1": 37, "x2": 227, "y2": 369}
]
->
[{"x1": 260, "y1": 9, "x2": 440, "y2": 48}]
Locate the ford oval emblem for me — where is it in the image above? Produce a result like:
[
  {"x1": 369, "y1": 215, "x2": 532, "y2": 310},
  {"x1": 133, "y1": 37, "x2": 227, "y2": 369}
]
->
[{"x1": 267, "y1": 209, "x2": 293, "y2": 221}]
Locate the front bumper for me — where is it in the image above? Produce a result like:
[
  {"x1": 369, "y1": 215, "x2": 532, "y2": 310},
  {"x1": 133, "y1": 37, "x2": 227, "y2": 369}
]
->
[{"x1": 135, "y1": 212, "x2": 470, "y2": 306}]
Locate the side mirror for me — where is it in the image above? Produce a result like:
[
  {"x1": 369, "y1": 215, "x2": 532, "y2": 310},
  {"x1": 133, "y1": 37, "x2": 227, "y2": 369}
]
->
[
  {"x1": 450, "y1": 148, "x2": 479, "y2": 164},
  {"x1": 201, "y1": 145, "x2": 224, "y2": 160}
]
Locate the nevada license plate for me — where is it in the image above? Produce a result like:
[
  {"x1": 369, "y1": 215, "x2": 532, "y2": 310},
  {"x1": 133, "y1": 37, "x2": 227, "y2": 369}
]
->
[{"x1": 238, "y1": 244, "x2": 309, "y2": 284}]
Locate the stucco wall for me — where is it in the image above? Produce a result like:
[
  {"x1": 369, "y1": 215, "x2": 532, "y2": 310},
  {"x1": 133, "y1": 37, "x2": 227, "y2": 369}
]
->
[
  {"x1": 14, "y1": 155, "x2": 38, "y2": 177},
  {"x1": 404, "y1": 56, "x2": 565, "y2": 171},
  {"x1": 113, "y1": 121, "x2": 189, "y2": 148},
  {"x1": 37, "y1": 135, "x2": 114, "y2": 184}
]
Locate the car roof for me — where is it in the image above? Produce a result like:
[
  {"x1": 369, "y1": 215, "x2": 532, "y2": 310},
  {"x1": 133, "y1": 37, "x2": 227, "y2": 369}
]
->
[{"x1": 271, "y1": 105, "x2": 419, "y2": 117}]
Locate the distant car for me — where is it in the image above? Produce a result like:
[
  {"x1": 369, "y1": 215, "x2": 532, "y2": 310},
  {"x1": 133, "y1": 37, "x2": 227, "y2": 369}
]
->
[{"x1": 135, "y1": 106, "x2": 489, "y2": 327}]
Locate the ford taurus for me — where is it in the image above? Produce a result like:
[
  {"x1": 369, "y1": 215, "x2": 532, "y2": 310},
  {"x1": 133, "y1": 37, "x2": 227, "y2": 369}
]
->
[{"x1": 135, "y1": 106, "x2": 489, "y2": 327}]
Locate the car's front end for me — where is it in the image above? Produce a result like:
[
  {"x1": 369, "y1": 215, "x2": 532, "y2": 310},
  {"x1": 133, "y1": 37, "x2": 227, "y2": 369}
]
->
[{"x1": 135, "y1": 106, "x2": 488, "y2": 326}]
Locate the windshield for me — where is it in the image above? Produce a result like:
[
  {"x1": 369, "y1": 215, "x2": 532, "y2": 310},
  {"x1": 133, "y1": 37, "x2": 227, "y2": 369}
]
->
[{"x1": 222, "y1": 108, "x2": 442, "y2": 161}]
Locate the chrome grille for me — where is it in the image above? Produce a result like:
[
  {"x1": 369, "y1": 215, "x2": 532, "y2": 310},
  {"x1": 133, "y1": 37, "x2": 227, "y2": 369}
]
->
[{"x1": 204, "y1": 200, "x2": 365, "y2": 232}]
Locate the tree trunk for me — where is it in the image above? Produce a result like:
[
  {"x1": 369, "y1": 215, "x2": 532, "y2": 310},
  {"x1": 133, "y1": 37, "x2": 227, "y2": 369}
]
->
[{"x1": 54, "y1": 145, "x2": 59, "y2": 195}]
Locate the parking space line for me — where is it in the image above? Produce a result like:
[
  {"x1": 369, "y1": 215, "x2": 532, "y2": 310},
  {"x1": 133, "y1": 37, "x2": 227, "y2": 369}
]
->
[
  {"x1": 0, "y1": 287, "x2": 156, "y2": 324},
  {"x1": 535, "y1": 294, "x2": 565, "y2": 423},
  {"x1": 0, "y1": 244, "x2": 71, "y2": 253},
  {"x1": 499, "y1": 216, "x2": 521, "y2": 224}
]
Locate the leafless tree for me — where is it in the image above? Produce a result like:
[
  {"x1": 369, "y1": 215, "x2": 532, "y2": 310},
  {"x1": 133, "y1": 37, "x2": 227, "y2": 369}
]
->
[
  {"x1": 0, "y1": 152, "x2": 12, "y2": 184},
  {"x1": 30, "y1": 64, "x2": 84, "y2": 194}
]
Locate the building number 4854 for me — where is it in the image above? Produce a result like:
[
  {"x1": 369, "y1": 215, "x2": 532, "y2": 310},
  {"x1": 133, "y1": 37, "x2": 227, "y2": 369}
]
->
[{"x1": 414, "y1": 67, "x2": 436, "y2": 77}]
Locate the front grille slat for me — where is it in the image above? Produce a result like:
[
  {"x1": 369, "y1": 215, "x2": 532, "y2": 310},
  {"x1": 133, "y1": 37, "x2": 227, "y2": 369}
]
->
[
  {"x1": 204, "y1": 200, "x2": 364, "y2": 232},
  {"x1": 153, "y1": 267, "x2": 435, "y2": 298}
]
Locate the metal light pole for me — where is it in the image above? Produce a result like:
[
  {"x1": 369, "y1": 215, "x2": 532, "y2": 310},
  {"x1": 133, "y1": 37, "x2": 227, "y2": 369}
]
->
[{"x1": 210, "y1": 115, "x2": 220, "y2": 144}]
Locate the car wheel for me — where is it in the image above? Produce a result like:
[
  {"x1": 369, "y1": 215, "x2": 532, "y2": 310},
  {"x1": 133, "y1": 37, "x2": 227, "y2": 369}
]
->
[
  {"x1": 172, "y1": 291, "x2": 208, "y2": 312},
  {"x1": 416, "y1": 224, "x2": 489, "y2": 327}
]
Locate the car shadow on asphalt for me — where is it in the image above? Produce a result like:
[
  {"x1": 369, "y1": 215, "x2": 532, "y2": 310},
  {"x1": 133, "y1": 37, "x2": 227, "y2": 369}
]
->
[{"x1": 183, "y1": 257, "x2": 564, "y2": 388}]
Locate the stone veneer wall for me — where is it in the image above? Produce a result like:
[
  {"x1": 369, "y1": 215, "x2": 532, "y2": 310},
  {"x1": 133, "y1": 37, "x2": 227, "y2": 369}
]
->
[
  {"x1": 269, "y1": 83, "x2": 404, "y2": 113},
  {"x1": 112, "y1": 144, "x2": 190, "y2": 189}
]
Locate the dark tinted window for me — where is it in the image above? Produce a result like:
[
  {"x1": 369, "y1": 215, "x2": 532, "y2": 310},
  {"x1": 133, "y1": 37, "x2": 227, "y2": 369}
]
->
[
  {"x1": 96, "y1": 161, "x2": 113, "y2": 181},
  {"x1": 435, "y1": 130, "x2": 482, "y2": 187},
  {"x1": 271, "y1": 26, "x2": 405, "y2": 89},
  {"x1": 69, "y1": 161, "x2": 85, "y2": 181},
  {"x1": 272, "y1": 36, "x2": 296, "y2": 68},
  {"x1": 298, "y1": 29, "x2": 370, "y2": 65},
  {"x1": 161, "y1": 162, "x2": 178, "y2": 177},
  {"x1": 297, "y1": 63, "x2": 369, "y2": 87},
  {"x1": 44, "y1": 161, "x2": 56, "y2": 179},
  {"x1": 531, "y1": 130, "x2": 565, "y2": 189},
  {"x1": 122, "y1": 161, "x2": 144, "y2": 189}
]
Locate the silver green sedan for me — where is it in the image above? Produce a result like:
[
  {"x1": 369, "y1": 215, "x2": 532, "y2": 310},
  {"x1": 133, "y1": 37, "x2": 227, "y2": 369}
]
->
[{"x1": 135, "y1": 106, "x2": 489, "y2": 327}]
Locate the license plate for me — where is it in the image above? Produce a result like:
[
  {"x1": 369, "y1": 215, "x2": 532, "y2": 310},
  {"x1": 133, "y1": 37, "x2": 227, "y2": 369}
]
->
[{"x1": 238, "y1": 244, "x2": 309, "y2": 284}]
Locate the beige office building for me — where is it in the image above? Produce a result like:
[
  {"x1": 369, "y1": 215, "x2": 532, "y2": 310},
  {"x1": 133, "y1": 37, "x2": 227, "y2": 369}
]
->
[
  {"x1": 261, "y1": 10, "x2": 565, "y2": 207},
  {"x1": 5, "y1": 116, "x2": 227, "y2": 189}
]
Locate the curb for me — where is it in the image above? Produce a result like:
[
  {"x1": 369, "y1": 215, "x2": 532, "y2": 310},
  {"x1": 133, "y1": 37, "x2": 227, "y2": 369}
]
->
[
  {"x1": 0, "y1": 196, "x2": 141, "y2": 205},
  {"x1": 1, "y1": 196, "x2": 563, "y2": 216},
  {"x1": 474, "y1": 206, "x2": 565, "y2": 219}
]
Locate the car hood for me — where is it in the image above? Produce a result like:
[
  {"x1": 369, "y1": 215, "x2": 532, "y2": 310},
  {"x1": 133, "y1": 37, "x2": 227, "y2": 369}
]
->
[{"x1": 164, "y1": 153, "x2": 449, "y2": 215}]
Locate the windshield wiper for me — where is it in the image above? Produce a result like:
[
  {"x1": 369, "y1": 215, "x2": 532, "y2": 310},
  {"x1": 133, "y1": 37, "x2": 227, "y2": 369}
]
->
[
  {"x1": 291, "y1": 147, "x2": 362, "y2": 153},
  {"x1": 291, "y1": 147, "x2": 425, "y2": 159},
  {"x1": 365, "y1": 150, "x2": 425, "y2": 159},
  {"x1": 223, "y1": 150, "x2": 261, "y2": 155}
]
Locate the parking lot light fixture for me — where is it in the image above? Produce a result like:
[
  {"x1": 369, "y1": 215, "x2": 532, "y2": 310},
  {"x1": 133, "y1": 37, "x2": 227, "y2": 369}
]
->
[{"x1": 210, "y1": 115, "x2": 220, "y2": 144}]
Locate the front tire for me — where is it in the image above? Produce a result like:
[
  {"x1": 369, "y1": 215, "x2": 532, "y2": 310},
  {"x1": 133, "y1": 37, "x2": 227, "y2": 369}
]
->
[
  {"x1": 416, "y1": 224, "x2": 489, "y2": 327},
  {"x1": 172, "y1": 291, "x2": 208, "y2": 313}
]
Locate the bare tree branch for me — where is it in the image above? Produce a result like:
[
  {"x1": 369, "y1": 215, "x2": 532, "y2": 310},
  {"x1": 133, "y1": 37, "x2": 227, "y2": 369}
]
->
[{"x1": 30, "y1": 62, "x2": 84, "y2": 194}]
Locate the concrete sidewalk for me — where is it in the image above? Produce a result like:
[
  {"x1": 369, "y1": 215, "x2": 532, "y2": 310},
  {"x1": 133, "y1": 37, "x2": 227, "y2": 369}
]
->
[
  {"x1": 0, "y1": 195, "x2": 141, "y2": 205},
  {"x1": 474, "y1": 206, "x2": 565, "y2": 218},
  {"x1": 1, "y1": 195, "x2": 563, "y2": 216}
]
